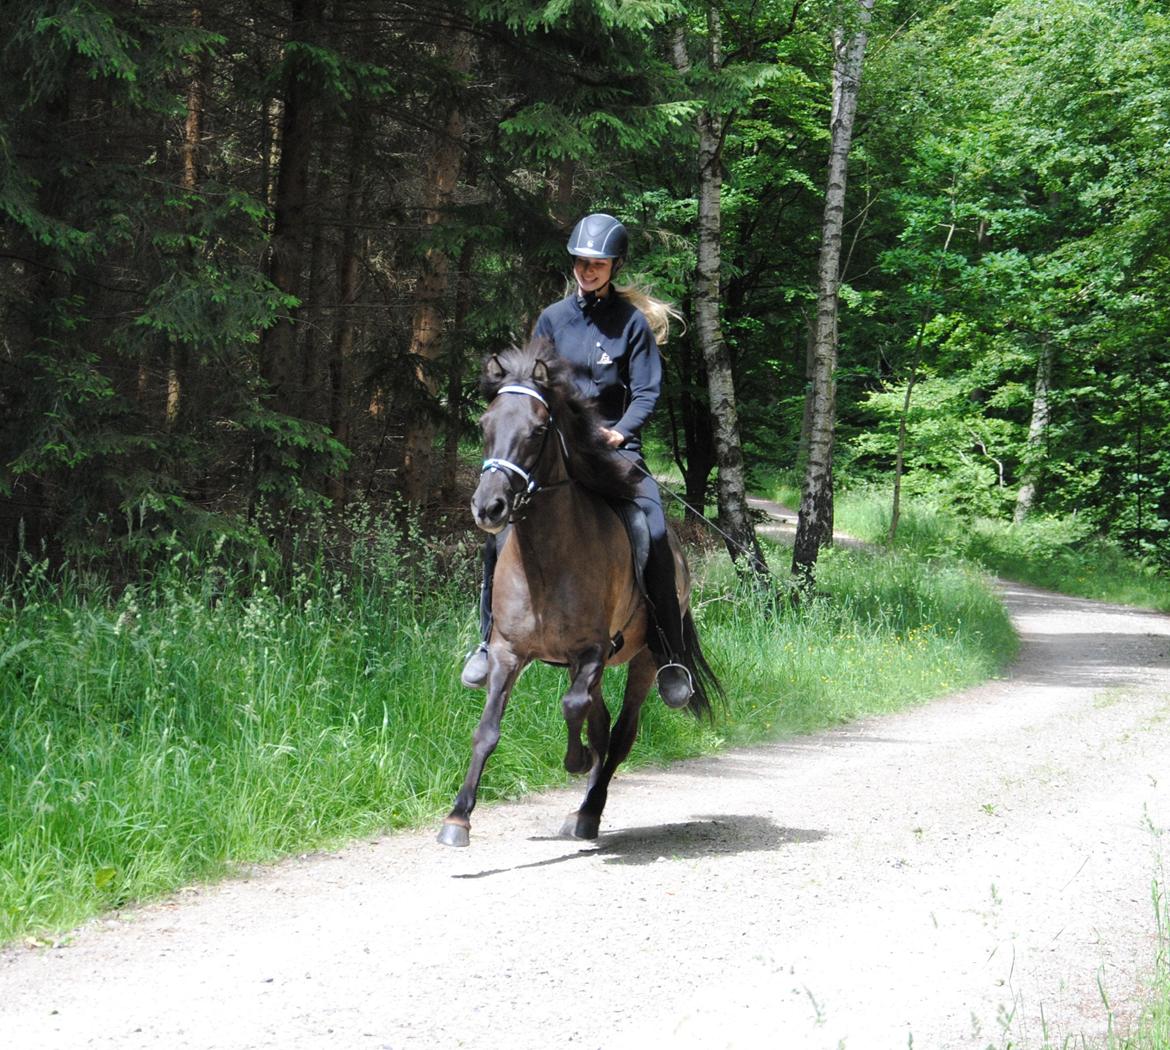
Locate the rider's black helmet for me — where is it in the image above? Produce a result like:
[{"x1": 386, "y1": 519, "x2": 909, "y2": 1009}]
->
[{"x1": 566, "y1": 213, "x2": 628, "y2": 260}]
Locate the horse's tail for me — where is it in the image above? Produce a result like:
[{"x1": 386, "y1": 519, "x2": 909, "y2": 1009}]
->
[{"x1": 681, "y1": 609, "x2": 722, "y2": 720}]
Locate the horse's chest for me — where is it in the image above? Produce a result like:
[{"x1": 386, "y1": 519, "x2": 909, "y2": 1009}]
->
[{"x1": 494, "y1": 546, "x2": 625, "y2": 657}]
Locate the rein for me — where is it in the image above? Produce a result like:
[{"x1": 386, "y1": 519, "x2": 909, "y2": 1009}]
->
[{"x1": 480, "y1": 384, "x2": 571, "y2": 520}]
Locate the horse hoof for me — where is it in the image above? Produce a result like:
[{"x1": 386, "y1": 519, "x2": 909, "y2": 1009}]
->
[
  {"x1": 437, "y1": 821, "x2": 470, "y2": 848},
  {"x1": 563, "y1": 747, "x2": 593, "y2": 775},
  {"x1": 559, "y1": 812, "x2": 600, "y2": 840}
]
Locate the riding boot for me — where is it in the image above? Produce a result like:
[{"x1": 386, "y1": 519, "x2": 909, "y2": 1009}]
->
[
  {"x1": 461, "y1": 535, "x2": 499, "y2": 689},
  {"x1": 644, "y1": 537, "x2": 694, "y2": 709}
]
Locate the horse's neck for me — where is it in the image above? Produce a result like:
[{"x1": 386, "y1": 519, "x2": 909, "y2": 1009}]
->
[
  {"x1": 512, "y1": 482, "x2": 603, "y2": 566},
  {"x1": 514, "y1": 447, "x2": 594, "y2": 547},
  {"x1": 511, "y1": 430, "x2": 614, "y2": 560}
]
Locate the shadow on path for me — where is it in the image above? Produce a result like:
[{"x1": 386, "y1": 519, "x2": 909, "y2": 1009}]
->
[{"x1": 453, "y1": 815, "x2": 824, "y2": 880}]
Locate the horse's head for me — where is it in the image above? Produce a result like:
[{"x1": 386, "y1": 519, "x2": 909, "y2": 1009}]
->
[{"x1": 471, "y1": 353, "x2": 556, "y2": 534}]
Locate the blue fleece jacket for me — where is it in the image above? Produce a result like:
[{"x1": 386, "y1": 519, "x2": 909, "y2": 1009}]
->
[{"x1": 533, "y1": 291, "x2": 662, "y2": 452}]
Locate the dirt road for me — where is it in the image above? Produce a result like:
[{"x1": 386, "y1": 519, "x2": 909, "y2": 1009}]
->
[{"x1": 3, "y1": 563, "x2": 1169, "y2": 1049}]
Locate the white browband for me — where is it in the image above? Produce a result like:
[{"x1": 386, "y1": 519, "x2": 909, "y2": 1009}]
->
[{"x1": 495, "y1": 384, "x2": 549, "y2": 407}]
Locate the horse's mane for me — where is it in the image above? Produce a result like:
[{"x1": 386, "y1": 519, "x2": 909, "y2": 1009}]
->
[{"x1": 481, "y1": 340, "x2": 640, "y2": 502}]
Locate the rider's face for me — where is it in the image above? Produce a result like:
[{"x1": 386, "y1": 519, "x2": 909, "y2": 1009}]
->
[{"x1": 573, "y1": 256, "x2": 614, "y2": 296}]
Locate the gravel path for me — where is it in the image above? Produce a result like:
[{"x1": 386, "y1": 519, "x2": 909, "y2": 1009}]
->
[{"x1": 3, "y1": 519, "x2": 1169, "y2": 1050}]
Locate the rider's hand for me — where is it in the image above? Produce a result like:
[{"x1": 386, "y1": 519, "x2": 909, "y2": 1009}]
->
[{"x1": 599, "y1": 427, "x2": 626, "y2": 448}]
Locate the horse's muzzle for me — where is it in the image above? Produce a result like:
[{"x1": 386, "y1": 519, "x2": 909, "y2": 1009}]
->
[{"x1": 471, "y1": 475, "x2": 511, "y2": 534}]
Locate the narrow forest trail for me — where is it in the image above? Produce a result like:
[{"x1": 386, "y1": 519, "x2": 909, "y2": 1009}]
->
[{"x1": 3, "y1": 508, "x2": 1169, "y2": 1050}]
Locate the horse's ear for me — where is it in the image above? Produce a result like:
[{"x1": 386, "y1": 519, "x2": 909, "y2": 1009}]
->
[
  {"x1": 532, "y1": 359, "x2": 549, "y2": 386},
  {"x1": 485, "y1": 355, "x2": 505, "y2": 382}
]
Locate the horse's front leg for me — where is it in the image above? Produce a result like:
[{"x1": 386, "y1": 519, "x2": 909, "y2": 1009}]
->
[
  {"x1": 438, "y1": 647, "x2": 524, "y2": 847},
  {"x1": 561, "y1": 644, "x2": 607, "y2": 776}
]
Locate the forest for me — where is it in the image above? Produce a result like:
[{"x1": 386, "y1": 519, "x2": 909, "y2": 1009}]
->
[
  {"x1": 2, "y1": 0, "x2": 1168, "y2": 574},
  {"x1": 7, "y1": 0, "x2": 1170, "y2": 956}
]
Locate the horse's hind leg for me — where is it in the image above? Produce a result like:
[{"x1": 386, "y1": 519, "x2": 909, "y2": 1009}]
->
[
  {"x1": 562, "y1": 648, "x2": 655, "y2": 841},
  {"x1": 562, "y1": 646, "x2": 606, "y2": 775},
  {"x1": 438, "y1": 649, "x2": 524, "y2": 847}
]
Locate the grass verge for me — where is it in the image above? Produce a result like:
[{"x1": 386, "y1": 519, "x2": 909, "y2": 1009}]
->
[
  {"x1": 765, "y1": 479, "x2": 1170, "y2": 614},
  {"x1": 1, "y1": 522, "x2": 1015, "y2": 946}
]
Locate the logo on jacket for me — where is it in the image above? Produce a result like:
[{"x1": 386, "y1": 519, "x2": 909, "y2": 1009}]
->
[{"x1": 598, "y1": 351, "x2": 613, "y2": 365}]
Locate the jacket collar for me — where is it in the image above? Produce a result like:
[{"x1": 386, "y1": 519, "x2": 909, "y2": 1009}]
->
[{"x1": 575, "y1": 285, "x2": 615, "y2": 314}]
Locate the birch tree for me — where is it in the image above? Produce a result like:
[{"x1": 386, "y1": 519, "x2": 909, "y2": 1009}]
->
[
  {"x1": 792, "y1": 0, "x2": 872, "y2": 590},
  {"x1": 671, "y1": 7, "x2": 767, "y2": 578},
  {"x1": 1012, "y1": 338, "x2": 1054, "y2": 524}
]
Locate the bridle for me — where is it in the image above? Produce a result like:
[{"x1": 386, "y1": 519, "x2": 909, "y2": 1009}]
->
[{"x1": 480, "y1": 384, "x2": 570, "y2": 520}]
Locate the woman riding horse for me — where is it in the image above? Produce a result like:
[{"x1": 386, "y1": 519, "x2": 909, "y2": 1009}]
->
[
  {"x1": 438, "y1": 340, "x2": 717, "y2": 846},
  {"x1": 461, "y1": 212, "x2": 694, "y2": 709}
]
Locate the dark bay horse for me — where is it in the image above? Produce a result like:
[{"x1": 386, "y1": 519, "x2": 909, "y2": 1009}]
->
[{"x1": 437, "y1": 341, "x2": 719, "y2": 848}]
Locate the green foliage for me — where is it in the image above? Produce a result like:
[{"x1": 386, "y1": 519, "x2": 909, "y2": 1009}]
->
[
  {"x1": 0, "y1": 1, "x2": 345, "y2": 558},
  {"x1": 838, "y1": 0, "x2": 1170, "y2": 568},
  {"x1": 835, "y1": 484, "x2": 1170, "y2": 613},
  {"x1": 1, "y1": 0, "x2": 1168, "y2": 574},
  {"x1": 34, "y1": 3, "x2": 140, "y2": 83},
  {"x1": 855, "y1": 372, "x2": 1021, "y2": 517},
  {"x1": 474, "y1": 0, "x2": 680, "y2": 33}
]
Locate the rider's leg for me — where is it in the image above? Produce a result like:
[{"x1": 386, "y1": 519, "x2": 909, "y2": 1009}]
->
[
  {"x1": 461, "y1": 534, "x2": 499, "y2": 688},
  {"x1": 634, "y1": 473, "x2": 694, "y2": 709}
]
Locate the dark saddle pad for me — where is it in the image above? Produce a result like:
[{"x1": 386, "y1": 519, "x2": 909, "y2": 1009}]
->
[
  {"x1": 611, "y1": 499, "x2": 650, "y2": 595},
  {"x1": 605, "y1": 499, "x2": 651, "y2": 659}
]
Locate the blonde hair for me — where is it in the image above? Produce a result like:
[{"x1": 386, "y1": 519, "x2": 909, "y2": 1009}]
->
[
  {"x1": 562, "y1": 275, "x2": 686, "y2": 346},
  {"x1": 615, "y1": 282, "x2": 685, "y2": 346}
]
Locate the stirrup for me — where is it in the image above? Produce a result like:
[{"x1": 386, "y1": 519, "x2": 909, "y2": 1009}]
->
[{"x1": 656, "y1": 662, "x2": 694, "y2": 709}]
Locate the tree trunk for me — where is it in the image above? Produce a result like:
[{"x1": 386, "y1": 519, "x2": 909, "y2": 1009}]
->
[
  {"x1": 326, "y1": 126, "x2": 366, "y2": 507},
  {"x1": 888, "y1": 222, "x2": 955, "y2": 545},
  {"x1": 886, "y1": 363, "x2": 918, "y2": 546},
  {"x1": 552, "y1": 156, "x2": 576, "y2": 226},
  {"x1": 792, "y1": 1, "x2": 872, "y2": 591},
  {"x1": 672, "y1": 12, "x2": 767, "y2": 577},
  {"x1": 260, "y1": 0, "x2": 321, "y2": 421},
  {"x1": 260, "y1": 96, "x2": 280, "y2": 214},
  {"x1": 401, "y1": 27, "x2": 472, "y2": 505},
  {"x1": 162, "y1": 5, "x2": 207, "y2": 428},
  {"x1": 300, "y1": 120, "x2": 335, "y2": 428},
  {"x1": 441, "y1": 238, "x2": 476, "y2": 501},
  {"x1": 1013, "y1": 336, "x2": 1054, "y2": 524},
  {"x1": 179, "y1": 8, "x2": 204, "y2": 196},
  {"x1": 672, "y1": 343, "x2": 717, "y2": 522}
]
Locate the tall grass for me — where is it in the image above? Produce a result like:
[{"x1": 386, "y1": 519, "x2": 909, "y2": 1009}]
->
[
  {"x1": 1, "y1": 513, "x2": 1015, "y2": 945},
  {"x1": 698, "y1": 540, "x2": 1017, "y2": 740},
  {"x1": 1127, "y1": 869, "x2": 1170, "y2": 1049}
]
